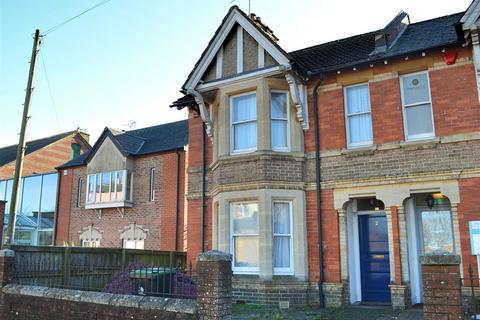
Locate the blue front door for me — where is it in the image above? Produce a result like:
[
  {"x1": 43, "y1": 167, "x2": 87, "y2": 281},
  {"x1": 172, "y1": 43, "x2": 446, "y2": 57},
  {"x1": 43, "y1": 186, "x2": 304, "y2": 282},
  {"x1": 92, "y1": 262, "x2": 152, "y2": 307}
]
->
[{"x1": 358, "y1": 214, "x2": 391, "y2": 303}]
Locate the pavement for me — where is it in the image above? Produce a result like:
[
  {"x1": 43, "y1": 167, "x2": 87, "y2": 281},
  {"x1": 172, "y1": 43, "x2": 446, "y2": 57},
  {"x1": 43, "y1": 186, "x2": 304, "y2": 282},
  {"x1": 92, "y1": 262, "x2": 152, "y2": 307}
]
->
[{"x1": 232, "y1": 305, "x2": 424, "y2": 320}]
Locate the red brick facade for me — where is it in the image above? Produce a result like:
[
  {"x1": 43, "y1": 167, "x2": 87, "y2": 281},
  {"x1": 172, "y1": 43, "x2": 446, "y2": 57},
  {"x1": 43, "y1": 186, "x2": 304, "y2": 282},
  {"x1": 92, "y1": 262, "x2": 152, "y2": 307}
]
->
[
  {"x1": 55, "y1": 150, "x2": 187, "y2": 251},
  {"x1": 458, "y1": 177, "x2": 480, "y2": 280},
  {"x1": 179, "y1": 43, "x2": 480, "y2": 308},
  {"x1": 301, "y1": 48, "x2": 480, "y2": 291},
  {"x1": 0, "y1": 133, "x2": 90, "y2": 180}
]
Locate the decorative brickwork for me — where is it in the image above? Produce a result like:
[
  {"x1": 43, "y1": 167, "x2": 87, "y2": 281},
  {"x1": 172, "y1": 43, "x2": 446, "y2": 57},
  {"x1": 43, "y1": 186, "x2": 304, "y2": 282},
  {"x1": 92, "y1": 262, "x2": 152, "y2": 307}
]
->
[
  {"x1": 232, "y1": 277, "x2": 320, "y2": 307},
  {"x1": 421, "y1": 254, "x2": 462, "y2": 320},
  {"x1": 196, "y1": 250, "x2": 232, "y2": 320},
  {"x1": 322, "y1": 282, "x2": 344, "y2": 307},
  {"x1": 210, "y1": 154, "x2": 305, "y2": 189},
  {"x1": 306, "y1": 139, "x2": 480, "y2": 185}
]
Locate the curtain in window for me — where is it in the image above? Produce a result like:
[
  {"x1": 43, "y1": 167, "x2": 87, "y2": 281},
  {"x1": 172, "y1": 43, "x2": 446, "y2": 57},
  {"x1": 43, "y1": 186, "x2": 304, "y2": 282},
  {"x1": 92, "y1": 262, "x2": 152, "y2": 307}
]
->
[
  {"x1": 273, "y1": 202, "x2": 291, "y2": 270},
  {"x1": 232, "y1": 202, "x2": 259, "y2": 269},
  {"x1": 346, "y1": 85, "x2": 372, "y2": 146},
  {"x1": 232, "y1": 93, "x2": 257, "y2": 151},
  {"x1": 271, "y1": 92, "x2": 288, "y2": 150}
]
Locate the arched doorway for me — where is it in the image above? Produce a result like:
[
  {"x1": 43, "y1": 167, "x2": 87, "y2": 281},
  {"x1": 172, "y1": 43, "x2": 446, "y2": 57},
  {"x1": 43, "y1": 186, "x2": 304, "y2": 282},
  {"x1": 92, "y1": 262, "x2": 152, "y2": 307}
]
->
[
  {"x1": 347, "y1": 198, "x2": 391, "y2": 304},
  {"x1": 405, "y1": 193, "x2": 454, "y2": 305}
]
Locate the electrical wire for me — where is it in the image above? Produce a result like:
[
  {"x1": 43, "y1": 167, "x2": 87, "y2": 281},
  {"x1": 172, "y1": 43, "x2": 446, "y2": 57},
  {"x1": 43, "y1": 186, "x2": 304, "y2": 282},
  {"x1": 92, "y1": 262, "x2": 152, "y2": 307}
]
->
[
  {"x1": 43, "y1": 0, "x2": 112, "y2": 36},
  {"x1": 40, "y1": 50, "x2": 61, "y2": 129}
]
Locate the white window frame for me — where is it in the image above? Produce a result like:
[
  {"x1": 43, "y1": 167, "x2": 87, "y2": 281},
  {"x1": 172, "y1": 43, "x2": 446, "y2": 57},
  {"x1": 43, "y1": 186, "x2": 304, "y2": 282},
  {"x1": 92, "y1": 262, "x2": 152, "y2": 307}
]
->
[
  {"x1": 344, "y1": 83, "x2": 373, "y2": 148},
  {"x1": 273, "y1": 200, "x2": 294, "y2": 275},
  {"x1": 86, "y1": 170, "x2": 132, "y2": 206},
  {"x1": 270, "y1": 90, "x2": 291, "y2": 152},
  {"x1": 230, "y1": 91, "x2": 257, "y2": 155},
  {"x1": 77, "y1": 178, "x2": 83, "y2": 208},
  {"x1": 399, "y1": 71, "x2": 435, "y2": 141},
  {"x1": 230, "y1": 201, "x2": 259, "y2": 274},
  {"x1": 149, "y1": 168, "x2": 155, "y2": 202},
  {"x1": 81, "y1": 239, "x2": 100, "y2": 248},
  {"x1": 123, "y1": 239, "x2": 145, "y2": 250}
]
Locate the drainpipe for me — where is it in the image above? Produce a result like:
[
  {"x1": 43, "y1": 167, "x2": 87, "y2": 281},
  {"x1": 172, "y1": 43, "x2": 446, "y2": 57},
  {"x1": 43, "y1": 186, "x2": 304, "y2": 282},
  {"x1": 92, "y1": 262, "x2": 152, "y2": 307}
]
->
[
  {"x1": 201, "y1": 122, "x2": 207, "y2": 253},
  {"x1": 313, "y1": 73, "x2": 325, "y2": 308},
  {"x1": 175, "y1": 149, "x2": 181, "y2": 252}
]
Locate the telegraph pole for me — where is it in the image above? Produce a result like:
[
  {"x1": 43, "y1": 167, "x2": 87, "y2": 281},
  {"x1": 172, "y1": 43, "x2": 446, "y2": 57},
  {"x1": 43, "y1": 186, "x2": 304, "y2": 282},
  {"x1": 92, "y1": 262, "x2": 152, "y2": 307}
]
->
[{"x1": 3, "y1": 29, "x2": 42, "y2": 248}]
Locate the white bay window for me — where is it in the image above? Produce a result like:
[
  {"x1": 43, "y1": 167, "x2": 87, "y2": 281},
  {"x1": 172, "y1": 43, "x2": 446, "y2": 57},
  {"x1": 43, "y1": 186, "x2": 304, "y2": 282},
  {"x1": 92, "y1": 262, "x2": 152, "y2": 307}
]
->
[
  {"x1": 273, "y1": 201, "x2": 293, "y2": 275},
  {"x1": 400, "y1": 72, "x2": 435, "y2": 140},
  {"x1": 271, "y1": 91, "x2": 290, "y2": 151},
  {"x1": 230, "y1": 202, "x2": 259, "y2": 273},
  {"x1": 86, "y1": 170, "x2": 133, "y2": 209},
  {"x1": 231, "y1": 92, "x2": 257, "y2": 154}
]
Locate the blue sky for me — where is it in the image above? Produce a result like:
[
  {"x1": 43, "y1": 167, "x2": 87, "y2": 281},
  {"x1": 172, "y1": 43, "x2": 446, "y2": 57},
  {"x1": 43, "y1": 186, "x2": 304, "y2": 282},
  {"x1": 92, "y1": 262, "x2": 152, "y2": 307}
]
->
[{"x1": 0, "y1": 0, "x2": 471, "y2": 147}]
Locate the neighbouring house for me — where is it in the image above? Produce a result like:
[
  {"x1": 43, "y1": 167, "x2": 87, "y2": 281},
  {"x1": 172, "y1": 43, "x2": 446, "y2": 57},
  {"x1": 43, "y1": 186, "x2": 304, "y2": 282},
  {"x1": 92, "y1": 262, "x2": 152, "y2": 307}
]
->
[
  {"x1": 170, "y1": 2, "x2": 480, "y2": 308},
  {"x1": 55, "y1": 120, "x2": 188, "y2": 251},
  {"x1": 0, "y1": 130, "x2": 90, "y2": 245}
]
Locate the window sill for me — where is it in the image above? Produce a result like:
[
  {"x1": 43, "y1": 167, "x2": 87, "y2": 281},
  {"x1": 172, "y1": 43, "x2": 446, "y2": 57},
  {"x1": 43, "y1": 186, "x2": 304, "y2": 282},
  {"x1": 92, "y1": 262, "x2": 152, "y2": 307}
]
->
[
  {"x1": 400, "y1": 137, "x2": 439, "y2": 149},
  {"x1": 230, "y1": 149, "x2": 257, "y2": 156},
  {"x1": 85, "y1": 201, "x2": 133, "y2": 209},
  {"x1": 341, "y1": 145, "x2": 377, "y2": 156}
]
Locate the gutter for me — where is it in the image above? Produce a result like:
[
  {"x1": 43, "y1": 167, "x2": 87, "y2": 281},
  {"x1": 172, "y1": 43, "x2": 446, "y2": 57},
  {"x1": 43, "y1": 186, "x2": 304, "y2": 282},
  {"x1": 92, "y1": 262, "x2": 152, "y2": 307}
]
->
[{"x1": 312, "y1": 73, "x2": 326, "y2": 308}]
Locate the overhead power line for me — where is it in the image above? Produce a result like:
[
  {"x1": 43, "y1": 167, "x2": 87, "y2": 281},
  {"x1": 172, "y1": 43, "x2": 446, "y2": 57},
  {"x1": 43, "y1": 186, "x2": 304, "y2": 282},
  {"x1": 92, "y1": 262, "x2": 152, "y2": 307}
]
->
[
  {"x1": 43, "y1": 0, "x2": 112, "y2": 36},
  {"x1": 40, "y1": 50, "x2": 61, "y2": 129}
]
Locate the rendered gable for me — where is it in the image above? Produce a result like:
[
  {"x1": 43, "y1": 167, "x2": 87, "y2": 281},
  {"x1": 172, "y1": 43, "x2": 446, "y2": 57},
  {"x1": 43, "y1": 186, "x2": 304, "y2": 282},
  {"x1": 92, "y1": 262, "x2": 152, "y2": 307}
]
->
[{"x1": 87, "y1": 136, "x2": 127, "y2": 174}]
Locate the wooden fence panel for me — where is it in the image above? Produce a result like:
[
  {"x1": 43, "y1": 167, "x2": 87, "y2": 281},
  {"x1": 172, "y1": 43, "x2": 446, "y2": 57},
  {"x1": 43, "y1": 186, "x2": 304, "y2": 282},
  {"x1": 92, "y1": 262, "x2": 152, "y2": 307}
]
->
[{"x1": 11, "y1": 246, "x2": 187, "y2": 292}]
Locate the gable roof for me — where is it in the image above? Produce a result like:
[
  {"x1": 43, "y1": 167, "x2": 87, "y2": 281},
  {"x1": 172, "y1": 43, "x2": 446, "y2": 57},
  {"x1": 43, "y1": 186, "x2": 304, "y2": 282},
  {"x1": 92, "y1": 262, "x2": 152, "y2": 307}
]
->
[
  {"x1": 0, "y1": 131, "x2": 80, "y2": 168},
  {"x1": 172, "y1": 10, "x2": 465, "y2": 109},
  {"x1": 290, "y1": 12, "x2": 464, "y2": 74},
  {"x1": 182, "y1": 5, "x2": 291, "y2": 91},
  {"x1": 57, "y1": 120, "x2": 188, "y2": 169}
]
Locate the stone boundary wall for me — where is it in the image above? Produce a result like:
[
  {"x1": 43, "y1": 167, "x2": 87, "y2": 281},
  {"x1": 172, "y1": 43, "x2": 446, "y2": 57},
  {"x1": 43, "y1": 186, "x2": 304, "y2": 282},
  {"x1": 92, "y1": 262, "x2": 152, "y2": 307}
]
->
[{"x1": 0, "y1": 284, "x2": 196, "y2": 320}]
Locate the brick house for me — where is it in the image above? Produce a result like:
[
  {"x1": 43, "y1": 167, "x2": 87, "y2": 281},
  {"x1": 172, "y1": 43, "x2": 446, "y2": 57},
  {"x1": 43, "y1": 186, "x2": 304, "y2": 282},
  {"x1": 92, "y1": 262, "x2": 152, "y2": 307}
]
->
[
  {"x1": 55, "y1": 120, "x2": 188, "y2": 251},
  {"x1": 170, "y1": 2, "x2": 480, "y2": 308},
  {"x1": 0, "y1": 130, "x2": 90, "y2": 245}
]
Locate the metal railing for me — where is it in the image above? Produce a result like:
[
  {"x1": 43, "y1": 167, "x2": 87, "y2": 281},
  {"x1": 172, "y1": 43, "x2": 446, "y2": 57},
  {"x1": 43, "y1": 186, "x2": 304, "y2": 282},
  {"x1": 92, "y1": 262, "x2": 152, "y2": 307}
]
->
[{"x1": 11, "y1": 245, "x2": 196, "y2": 299}]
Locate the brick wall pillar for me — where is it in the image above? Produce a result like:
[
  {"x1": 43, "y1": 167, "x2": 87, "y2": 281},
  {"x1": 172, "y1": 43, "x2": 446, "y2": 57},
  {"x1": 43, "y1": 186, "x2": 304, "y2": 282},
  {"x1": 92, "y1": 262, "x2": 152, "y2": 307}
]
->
[
  {"x1": 196, "y1": 250, "x2": 232, "y2": 320},
  {"x1": 421, "y1": 253, "x2": 462, "y2": 320},
  {"x1": 0, "y1": 201, "x2": 5, "y2": 246},
  {"x1": 389, "y1": 206, "x2": 410, "y2": 309},
  {"x1": 0, "y1": 249, "x2": 14, "y2": 287}
]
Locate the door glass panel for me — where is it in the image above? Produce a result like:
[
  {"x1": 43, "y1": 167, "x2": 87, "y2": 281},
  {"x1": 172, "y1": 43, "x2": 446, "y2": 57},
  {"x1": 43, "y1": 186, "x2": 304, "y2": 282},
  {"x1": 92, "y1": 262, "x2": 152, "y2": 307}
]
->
[{"x1": 421, "y1": 210, "x2": 454, "y2": 254}]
